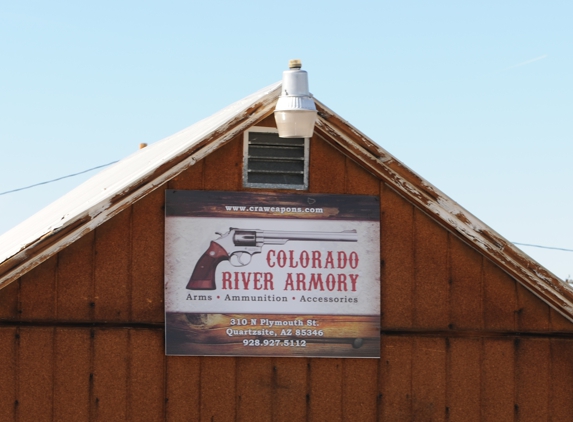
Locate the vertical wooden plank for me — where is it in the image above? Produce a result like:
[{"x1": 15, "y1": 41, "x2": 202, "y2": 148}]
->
[
  {"x1": 203, "y1": 135, "x2": 242, "y2": 191},
  {"x1": 129, "y1": 330, "x2": 165, "y2": 421},
  {"x1": 0, "y1": 280, "x2": 20, "y2": 320},
  {"x1": 272, "y1": 358, "x2": 308, "y2": 422},
  {"x1": 254, "y1": 114, "x2": 276, "y2": 128},
  {"x1": 309, "y1": 135, "x2": 346, "y2": 194},
  {"x1": 57, "y1": 231, "x2": 94, "y2": 321},
  {"x1": 380, "y1": 185, "x2": 414, "y2": 329},
  {"x1": 483, "y1": 260, "x2": 516, "y2": 331},
  {"x1": 344, "y1": 157, "x2": 379, "y2": 195},
  {"x1": 166, "y1": 356, "x2": 201, "y2": 421},
  {"x1": 342, "y1": 359, "x2": 378, "y2": 422},
  {"x1": 450, "y1": 236, "x2": 483, "y2": 330},
  {"x1": 549, "y1": 339, "x2": 573, "y2": 421},
  {"x1": 168, "y1": 159, "x2": 204, "y2": 190},
  {"x1": 19, "y1": 256, "x2": 56, "y2": 320},
  {"x1": 18, "y1": 327, "x2": 54, "y2": 421},
  {"x1": 93, "y1": 329, "x2": 128, "y2": 422},
  {"x1": 515, "y1": 338, "x2": 550, "y2": 422},
  {"x1": 413, "y1": 210, "x2": 449, "y2": 329},
  {"x1": 0, "y1": 328, "x2": 17, "y2": 422},
  {"x1": 236, "y1": 357, "x2": 272, "y2": 422},
  {"x1": 516, "y1": 283, "x2": 551, "y2": 332},
  {"x1": 54, "y1": 328, "x2": 91, "y2": 421},
  {"x1": 94, "y1": 209, "x2": 131, "y2": 322},
  {"x1": 200, "y1": 357, "x2": 236, "y2": 422},
  {"x1": 482, "y1": 338, "x2": 514, "y2": 422},
  {"x1": 309, "y1": 358, "x2": 342, "y2": 422},
  {"x1": 550, "y1": 308, "x2": 573, "y2": 332},
  {"x1": 380, "y1": 336, "x2": 412, "y2": 421},
  {"x1": 447, "y1": 337, "x2": 481, "y2": 421},
  {"x1": 131, "y1": 187, "x2": 165, "y2": 322},
  {"x1": 411, "y1": 337, "x2": 446, "y2": 421}
]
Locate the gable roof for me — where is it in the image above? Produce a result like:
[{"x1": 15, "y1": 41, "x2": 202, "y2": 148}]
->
[{"x1": 1, "y1": 81, "x2": 572, "y2": 322}]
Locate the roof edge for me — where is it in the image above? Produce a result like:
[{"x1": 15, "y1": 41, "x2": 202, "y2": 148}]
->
[
  {"x1": 314, "y1": 99, "x2": 573, "y2": 323},
  {"x1": 0, "y1": 83, "x2": 281, "y2": 289},
  {"x1": 1, "y1": 83, "x2": 571, "y2": 325}
]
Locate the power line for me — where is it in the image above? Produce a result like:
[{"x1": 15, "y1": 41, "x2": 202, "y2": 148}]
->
[
  {"x1": 0, "y1": 161, "x2": 118, "y2": 196},
  {"x1": 1, "y1": 162, "x2": 572, "y2": 255},
  {"x1": 512, "y1": 242, "x2": 573, "y2": 253}
]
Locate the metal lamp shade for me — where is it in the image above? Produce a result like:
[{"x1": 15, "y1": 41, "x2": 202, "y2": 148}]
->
[
  {"x1": 274, "y1": 109, "x2": 317, "y2": 138},
  {"x1": 274, "y1": 62, "x2": 317, "y2": 138}
]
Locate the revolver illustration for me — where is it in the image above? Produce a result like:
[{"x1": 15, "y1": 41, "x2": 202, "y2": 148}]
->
[{"x1": 187, "y1": 228, "x2": 358, "y2": 290}]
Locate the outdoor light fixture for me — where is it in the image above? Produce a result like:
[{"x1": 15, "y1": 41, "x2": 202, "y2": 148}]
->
[{"x1": 274, "y1": 59, "x2": 317, "y2": 138}]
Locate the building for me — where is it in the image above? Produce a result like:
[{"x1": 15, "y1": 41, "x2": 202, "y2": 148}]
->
[{"x1": 1, "y1": 80, "x2": 572, "y2": 421}]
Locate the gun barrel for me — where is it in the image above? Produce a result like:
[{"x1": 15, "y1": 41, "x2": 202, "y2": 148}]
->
[{"x1": 259, "y1": 229, "x2": 357, "y2": 244}]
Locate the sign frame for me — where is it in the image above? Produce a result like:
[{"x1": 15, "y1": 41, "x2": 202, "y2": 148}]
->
[{"x1": 164, "y1": 190, "x2": 380, "y2": 358}]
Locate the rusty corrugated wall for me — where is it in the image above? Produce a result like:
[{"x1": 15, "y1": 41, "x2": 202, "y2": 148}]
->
[{"x1": 1, "y1": 115, "x2": 573, "y2": 421}]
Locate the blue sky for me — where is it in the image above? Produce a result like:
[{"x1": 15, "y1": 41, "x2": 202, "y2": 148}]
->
[{"x1": 1, "y1": 1, "x2": 571, "y2": 279}]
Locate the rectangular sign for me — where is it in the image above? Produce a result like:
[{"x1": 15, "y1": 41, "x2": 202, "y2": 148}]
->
[{"x1": 165, "y1": 190, "x2": 380, "y2": 358}]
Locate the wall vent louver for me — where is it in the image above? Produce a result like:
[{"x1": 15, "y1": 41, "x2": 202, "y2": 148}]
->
[{"x1": 243, "y1": 128, "x2": 309, "y2": 190}]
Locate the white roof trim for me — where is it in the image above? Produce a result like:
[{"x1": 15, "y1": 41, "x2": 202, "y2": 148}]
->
[
  {"x1": 1, "y1": 81, "x2": 572, "y2": 324},
  {"x1": 0, "y1": 82, "x2": 281, "y2": 287},
  {"x1": 314, "y1": 99, "x2": 573, "y2": 322}
]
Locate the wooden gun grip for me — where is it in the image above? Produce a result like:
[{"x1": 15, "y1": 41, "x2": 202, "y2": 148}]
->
[{"x1": 186, "y1": 241, "x2": 229, "y2": 290}]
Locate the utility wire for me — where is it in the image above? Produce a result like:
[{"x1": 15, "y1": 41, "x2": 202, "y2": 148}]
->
[
  {"x1": 0, "y1": 161, "x2": 118, "y2": 197},
  {"x1": 1, "y1": 162, "x2": 572, "y2": 255},
  {"x1": 512, "y1": 242, "x2": 573, "y2": 253}
]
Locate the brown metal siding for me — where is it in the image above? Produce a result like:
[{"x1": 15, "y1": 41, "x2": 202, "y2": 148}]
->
[
  {"x1": 447, "y1": 337, "x2": 481, "y2": 420},
  {"x1": 274, "y1": 358, "x2": 308, "y2": 421},
  {"x1": 54, "y1": 328, "x2": 91, "y2": 421},
  {"x1": 0, "y1": 327, "x2": 16, "y2": 421},
  {"x1": 1, "y1": 126, "x2": 573, "y2": 421},
  {"x1": 550, "y1": 339, "x2": 573, "y2": 419},
  {"x1": 131, "y1": 187, "x2": 165, "y2": 323},
  {"x1": 20, "y1": 257, "x2": 57, "y2": 320},
  {"x1": 450, "y1": 236, "x2": 483, "y2": 330},
  {"x1": 18, "y1": 327, "x2": 53, "y2": 421},
  {"x1": 165, "y1": 356, "x2": 201, "y2": 420},
  {"x1": 57, "y1": 231, "x2": 95, "y2": 321},
  {"x1": 482, "y1": 337, "x2": 515, "y2": 420}
]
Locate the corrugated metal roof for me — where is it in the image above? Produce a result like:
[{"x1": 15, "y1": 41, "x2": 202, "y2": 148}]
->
[
  {"x1": 0, "y1": 82, "x2": 281, "y2": 286},
  {"x1": 1, "y1": 80, "x2": 572, "y2": 322}
]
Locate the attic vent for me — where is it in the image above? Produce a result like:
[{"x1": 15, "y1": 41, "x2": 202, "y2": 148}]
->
[{"x1": 243, "y1": 127, "x2": 309, "y2": 190}]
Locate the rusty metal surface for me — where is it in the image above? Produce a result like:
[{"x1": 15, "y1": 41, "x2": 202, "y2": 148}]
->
[
  {"x1": 0, "y1": 82, "x2": 282, "y2": 291},
  {"x1": 0, "y1": 129, "x2": 573, "y2": 420},
  {"x1": 0, "y1": 131, "x2": 571, "y2": 335},
  {"x1": 313, "y1": 99, "x2": 573, "y2": 323},
  {"x1": 3, "y1": 328, "x2": 573, "y2": 421},
  {"x1": 0, "y1": 80, "x2": 571, "y2": 328}
]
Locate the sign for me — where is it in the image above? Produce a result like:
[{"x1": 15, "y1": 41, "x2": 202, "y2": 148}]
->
[{"x1": 165, "y1": 190, "x2": 380, "y2": 358}]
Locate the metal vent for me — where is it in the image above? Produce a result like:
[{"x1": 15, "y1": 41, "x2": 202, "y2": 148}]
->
[{"x1": 243, "y1": 129, "x2": 308, "y2": 190}]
